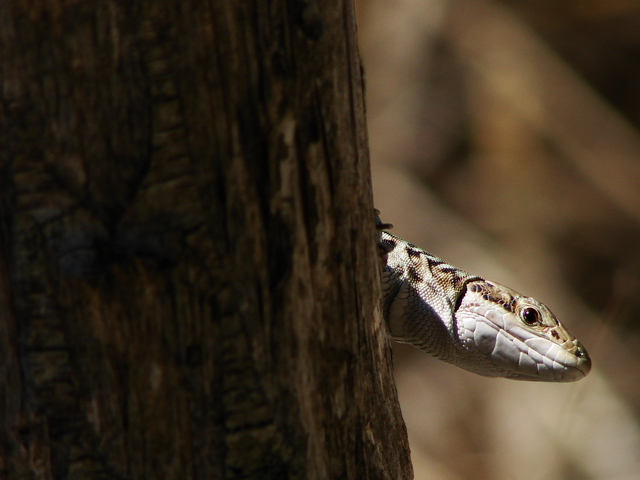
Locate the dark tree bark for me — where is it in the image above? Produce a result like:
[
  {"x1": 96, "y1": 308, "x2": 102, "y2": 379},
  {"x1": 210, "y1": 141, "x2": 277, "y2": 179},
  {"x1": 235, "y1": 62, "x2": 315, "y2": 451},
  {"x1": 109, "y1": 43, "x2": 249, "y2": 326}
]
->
[{"x1": 0, "y1": 0, "x2": 412, "y2": 479}]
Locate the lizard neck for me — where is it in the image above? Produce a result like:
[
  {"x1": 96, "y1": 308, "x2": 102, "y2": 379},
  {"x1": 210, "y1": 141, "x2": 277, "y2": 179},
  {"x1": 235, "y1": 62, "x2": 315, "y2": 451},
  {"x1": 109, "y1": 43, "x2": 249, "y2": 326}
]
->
[{"x1": 381, "y1": 231, "x2": 477, "y2": 363}]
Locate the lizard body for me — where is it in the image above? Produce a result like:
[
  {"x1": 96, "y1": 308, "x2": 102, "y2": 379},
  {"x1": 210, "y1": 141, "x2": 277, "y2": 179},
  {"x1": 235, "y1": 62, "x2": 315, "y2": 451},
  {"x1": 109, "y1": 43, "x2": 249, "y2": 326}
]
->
[{"x1": 379, "y1": 225, "x2": 591, "y2": 382}]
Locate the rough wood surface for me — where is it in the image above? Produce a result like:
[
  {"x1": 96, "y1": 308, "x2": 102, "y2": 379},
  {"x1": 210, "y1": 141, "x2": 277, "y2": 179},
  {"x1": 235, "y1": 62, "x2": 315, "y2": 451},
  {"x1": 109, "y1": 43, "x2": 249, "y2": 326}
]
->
[{"x1": 0, "y1": 0, "x2": 412, "y2": 478}]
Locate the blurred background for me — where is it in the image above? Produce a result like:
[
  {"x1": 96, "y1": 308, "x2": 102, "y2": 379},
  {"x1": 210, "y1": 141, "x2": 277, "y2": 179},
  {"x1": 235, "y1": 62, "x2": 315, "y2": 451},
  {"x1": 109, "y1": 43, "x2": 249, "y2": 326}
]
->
[{"x1": 356, "y1": 0, "x2": 640, "y2": 478}]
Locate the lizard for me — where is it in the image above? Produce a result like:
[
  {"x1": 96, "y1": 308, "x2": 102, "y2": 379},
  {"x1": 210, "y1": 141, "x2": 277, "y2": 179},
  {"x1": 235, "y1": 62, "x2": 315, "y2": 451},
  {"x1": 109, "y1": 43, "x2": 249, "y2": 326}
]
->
[{"x1": 376, "y1": 215, "x2": 591, "y2": 382}]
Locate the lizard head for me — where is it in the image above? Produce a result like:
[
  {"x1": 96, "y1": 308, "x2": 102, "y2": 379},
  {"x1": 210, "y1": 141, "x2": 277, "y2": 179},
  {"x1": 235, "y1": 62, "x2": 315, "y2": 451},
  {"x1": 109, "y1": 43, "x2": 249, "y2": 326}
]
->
[{"x1": 454, "y1": 279, "x2": 592, "y2": 382}]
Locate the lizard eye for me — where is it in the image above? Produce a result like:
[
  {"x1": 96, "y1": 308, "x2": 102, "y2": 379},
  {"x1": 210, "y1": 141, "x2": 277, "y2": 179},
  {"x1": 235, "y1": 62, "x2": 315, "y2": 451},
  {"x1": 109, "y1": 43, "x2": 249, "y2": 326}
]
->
[{"x1": 521, "y1": 307, "x2": 541, "y2": 325}]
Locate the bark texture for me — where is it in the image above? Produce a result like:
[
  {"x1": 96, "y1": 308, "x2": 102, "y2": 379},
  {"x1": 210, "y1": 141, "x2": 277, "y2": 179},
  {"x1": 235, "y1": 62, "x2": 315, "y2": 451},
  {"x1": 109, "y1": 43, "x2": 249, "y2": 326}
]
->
[{"x1": 0, "y1": 0, "x2": 412, "y2": 479}]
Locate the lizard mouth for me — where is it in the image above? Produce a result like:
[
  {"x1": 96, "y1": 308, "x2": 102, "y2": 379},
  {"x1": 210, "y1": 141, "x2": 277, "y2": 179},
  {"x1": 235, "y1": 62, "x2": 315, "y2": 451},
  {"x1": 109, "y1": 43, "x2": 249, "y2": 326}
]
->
[
  {"x1": 495, "y1": 325, "x2": 590, "y2": 382},
  {"x1": 457, "y1": 307, "x2": 592, "y2": 382},
  {"x1": 507, "y1": 323, "x2": 592, "y2": 381}
]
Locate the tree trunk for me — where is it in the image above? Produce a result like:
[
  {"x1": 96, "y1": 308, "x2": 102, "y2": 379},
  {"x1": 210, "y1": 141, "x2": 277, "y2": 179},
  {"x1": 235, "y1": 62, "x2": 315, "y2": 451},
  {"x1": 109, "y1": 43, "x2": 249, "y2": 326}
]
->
[{"x1": 0, "y1": 0, "x2": 412, "y2": 479}]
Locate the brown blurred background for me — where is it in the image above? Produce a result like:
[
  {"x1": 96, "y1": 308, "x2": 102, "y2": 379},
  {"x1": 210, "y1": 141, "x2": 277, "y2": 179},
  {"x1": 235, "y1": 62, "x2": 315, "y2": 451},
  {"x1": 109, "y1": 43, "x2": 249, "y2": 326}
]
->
[{"x1": 357, "y1": 0, "x2": 640, "y2": 478}]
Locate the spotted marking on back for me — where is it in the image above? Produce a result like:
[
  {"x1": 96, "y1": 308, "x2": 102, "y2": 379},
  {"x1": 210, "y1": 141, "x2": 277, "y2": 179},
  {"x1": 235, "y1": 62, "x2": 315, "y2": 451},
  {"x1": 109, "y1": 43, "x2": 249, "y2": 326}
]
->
[
  {"x1": 384, "y1": 238, "x2": 397, "y2": 249},
  {"x1": 470, "y1": 281, "x2": 516, "y2": 312},
  {"x1": 407, "y1": 264, "x2": 424, "y2": 283}
]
